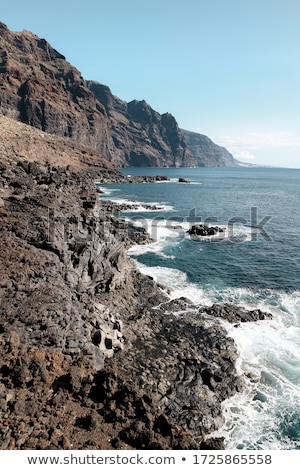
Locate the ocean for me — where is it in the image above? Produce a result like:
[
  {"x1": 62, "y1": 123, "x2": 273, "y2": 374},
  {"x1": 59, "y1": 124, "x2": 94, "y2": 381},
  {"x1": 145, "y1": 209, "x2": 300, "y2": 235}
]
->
[{"x1": 97, "y1": 166, "x2": 300, "y2": 450}]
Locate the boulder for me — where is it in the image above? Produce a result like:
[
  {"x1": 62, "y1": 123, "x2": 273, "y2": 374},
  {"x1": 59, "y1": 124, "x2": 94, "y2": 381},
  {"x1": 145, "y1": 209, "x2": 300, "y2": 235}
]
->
[
  {"x1": 187, "y1": 224, "x2": 225, "y2": 237},
  {"x1": 178, "y1": 177, "x2": 190, "y2": 183}
]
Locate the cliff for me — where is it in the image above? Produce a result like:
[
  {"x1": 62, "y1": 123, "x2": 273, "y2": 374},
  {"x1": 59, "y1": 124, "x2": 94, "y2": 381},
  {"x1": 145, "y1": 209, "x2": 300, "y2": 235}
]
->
[
  {"x1": 88, "y1": 81, "x2": 238, "y2": 167},
  {"x1": 0, "y1": 22, "x2": 237, "y2": 168},
  {"x1": 88, "y1": 82, "x2": 195, "y2": 167},
  {"x1": 0, "y1": 22, "x2": 115, "y2": 160},
  {"x1": 181, "y1": 129, "x2": 238, "y2": 167}
]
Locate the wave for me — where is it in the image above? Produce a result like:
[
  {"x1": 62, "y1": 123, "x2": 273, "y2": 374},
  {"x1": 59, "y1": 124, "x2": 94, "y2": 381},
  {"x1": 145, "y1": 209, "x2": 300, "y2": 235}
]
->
[
  {"x1": 168, "y1": 178, "x2": 203, "y2": 185},
  {"x1": 96, "y1": 186, "x2": 121, "y2": 196},
  {"x1": 211, "y1": 300, "x2": 300, "y2": 450},
  {"x1": 104, "y1": 198, "x2": 174, "y2": 212},
  {"x1": 127, "y1": 217, "x2": 260, "y2": 256}
]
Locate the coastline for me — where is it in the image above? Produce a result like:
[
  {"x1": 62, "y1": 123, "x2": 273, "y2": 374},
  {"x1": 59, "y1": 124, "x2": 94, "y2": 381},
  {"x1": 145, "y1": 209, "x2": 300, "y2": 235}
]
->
[
  {"x1": 0, "y1": 116, "x2": 272, "y2": 449},
  {"x1": 0, "y1": 142, "x2": 239, "y2": 449},
  {"x1": 94, "y1": 180, "x2": 275, "y2": 448},
  {"x1": 101, "y1": 169, "x2": 300, "y2": 450}
]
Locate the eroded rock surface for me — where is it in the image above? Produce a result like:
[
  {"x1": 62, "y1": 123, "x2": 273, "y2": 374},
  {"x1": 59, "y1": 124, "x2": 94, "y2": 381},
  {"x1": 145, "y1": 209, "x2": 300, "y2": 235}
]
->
[
  {"x1": 0, "y1": 21, "x2": 238, "y2": 168},
  {"x1": 0, "y1": 115, "x2": 270, "y2": 450}
]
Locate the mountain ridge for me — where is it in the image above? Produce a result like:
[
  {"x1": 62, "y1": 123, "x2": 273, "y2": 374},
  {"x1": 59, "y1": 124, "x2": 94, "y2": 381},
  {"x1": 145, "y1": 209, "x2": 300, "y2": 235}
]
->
[{"x1": 0, "y1": 21, "x2": 238, "y2": 168}]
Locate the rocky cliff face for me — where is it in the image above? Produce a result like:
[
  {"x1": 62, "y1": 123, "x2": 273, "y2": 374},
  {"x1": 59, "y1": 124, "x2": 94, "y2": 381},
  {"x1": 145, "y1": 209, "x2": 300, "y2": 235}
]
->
[
  {"x1": 0, "y1": 22, "x2": 237, "y2": 168},
  {"x1": 88, "y1": 82, "x2": 195, "y2": 167},
  {"x1": 0, "y1": 22, "x2": 115, "y2": 160},
  {"x1": 88, "y1": 81, "x2": 238, "y2": 167},
  {"x1": 181, "y1": 129, "x2": 238, "y2": 167}
]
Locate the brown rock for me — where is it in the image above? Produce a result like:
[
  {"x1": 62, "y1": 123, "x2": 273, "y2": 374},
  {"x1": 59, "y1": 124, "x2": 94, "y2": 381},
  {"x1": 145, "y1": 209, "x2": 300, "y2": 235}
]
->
[{"x1": 0, "y1": 22, "x2": 237, "y2": 169}]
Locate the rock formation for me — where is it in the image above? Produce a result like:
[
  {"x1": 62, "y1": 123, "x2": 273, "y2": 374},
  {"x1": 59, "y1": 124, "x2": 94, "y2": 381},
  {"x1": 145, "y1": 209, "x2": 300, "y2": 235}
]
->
[
  {"x1": 187, "y1": 224, "x2": 225, "y2": 237},
  {"x1": 181, "y1": 129, "x2": 237, "y2": 167},
  {"x1": 0, "y1": 22, "x2": 115, "y2": 160},
  {"x1": 0, "y1": 21, "x2": 238, "y2": 168}
]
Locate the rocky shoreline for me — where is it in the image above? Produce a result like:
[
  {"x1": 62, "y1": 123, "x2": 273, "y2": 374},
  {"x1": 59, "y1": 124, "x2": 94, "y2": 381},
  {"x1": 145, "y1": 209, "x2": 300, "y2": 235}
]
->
[{"x1": 0, "y1": 116, "x2": 272, "y2": 450}]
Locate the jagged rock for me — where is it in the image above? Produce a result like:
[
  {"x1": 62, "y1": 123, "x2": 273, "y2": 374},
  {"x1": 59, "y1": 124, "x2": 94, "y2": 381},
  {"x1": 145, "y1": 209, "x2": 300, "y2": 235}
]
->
[
  {"x1": 187, "y1": 224, "x2": 225, "y2": 237},
  {"x1": 0, "y1": 113, "x2": 247, "y2": 450},
  {"x1": 0, "y1": 21, "x2": 238, "y2": 168},
  {"x1": 200, "y1": 303, "x2": 273, "y2": 323},
  {"x1": 113, "y1": 306, "x2": 244, "y2": 440},
  {"x1": 178, "y1": 177, "x2": 190, "y2": 183}
]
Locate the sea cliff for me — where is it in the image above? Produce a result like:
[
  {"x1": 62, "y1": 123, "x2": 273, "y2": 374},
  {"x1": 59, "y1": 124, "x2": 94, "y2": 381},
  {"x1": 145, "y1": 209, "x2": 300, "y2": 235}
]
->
[{"x1": 0, "y1": 21, "x2": 238, "y2": 168}]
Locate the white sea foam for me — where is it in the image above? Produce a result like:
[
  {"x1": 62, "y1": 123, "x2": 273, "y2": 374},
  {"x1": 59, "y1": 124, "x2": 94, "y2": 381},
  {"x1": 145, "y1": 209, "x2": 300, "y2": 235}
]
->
[
  {"x1": 167, "y1": 178, "x2": 202, "y2": 185},
  {"x1": 125, "y1": 216, "x2": 185, "y2": 248},
  {"x1": 133, "y1": 262, "x2": 214, "y2": 304},
  {"x1": 104, "y1": 197, "x2": 174, "y2": 212},
  {"x1": 96, "y1": 186, "x2": 121, "y2": 196},
  {"x1": 208, "y1": 291, "x2": 300, "y2": 450},
  {"x1": 128, "y1": 216, "x2": 258, "y2": 249}
]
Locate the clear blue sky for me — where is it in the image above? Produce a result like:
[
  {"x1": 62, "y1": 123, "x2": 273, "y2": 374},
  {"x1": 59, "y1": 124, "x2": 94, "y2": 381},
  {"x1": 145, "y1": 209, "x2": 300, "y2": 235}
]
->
[{"x1": 1, "y1": 0, "x2": 300, "y2": 168}]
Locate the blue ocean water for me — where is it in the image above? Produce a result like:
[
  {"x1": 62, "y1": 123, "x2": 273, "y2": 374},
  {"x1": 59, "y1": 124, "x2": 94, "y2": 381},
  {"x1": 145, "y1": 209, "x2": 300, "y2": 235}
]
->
[{"x1": 98, "y1": 166, "x2": 300, "y2": 450}]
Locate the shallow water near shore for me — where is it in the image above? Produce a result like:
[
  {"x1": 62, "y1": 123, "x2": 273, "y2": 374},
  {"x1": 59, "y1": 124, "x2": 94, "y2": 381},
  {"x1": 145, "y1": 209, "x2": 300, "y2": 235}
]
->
[{"x1": 98, "y1": 166, "x2": 300, "y2": 450}]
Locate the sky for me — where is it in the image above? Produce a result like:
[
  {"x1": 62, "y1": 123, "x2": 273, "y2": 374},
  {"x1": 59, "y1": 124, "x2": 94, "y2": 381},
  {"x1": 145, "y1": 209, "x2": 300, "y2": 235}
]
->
[{"x1": 1, "y1": 0, "x2": 300, "y2": 168}]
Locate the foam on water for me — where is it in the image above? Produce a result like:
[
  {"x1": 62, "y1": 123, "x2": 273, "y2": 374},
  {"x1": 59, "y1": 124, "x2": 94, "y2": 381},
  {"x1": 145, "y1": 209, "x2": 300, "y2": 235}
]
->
[
  {"x1": 105, "y1": 198, "x2": 174, "y2": 212},
  {"x1": 127, "y1": 217, "x2": 261, "y2": 264},
  {"x1": 96, "y1": 186, "x2": 120, "y2": 196},
  {"x1": 133, "y1": 261, "x2": 216, "y2": 304},
  {"x1": 210, "y1": 300, "x2": 300, "y2": 450}
]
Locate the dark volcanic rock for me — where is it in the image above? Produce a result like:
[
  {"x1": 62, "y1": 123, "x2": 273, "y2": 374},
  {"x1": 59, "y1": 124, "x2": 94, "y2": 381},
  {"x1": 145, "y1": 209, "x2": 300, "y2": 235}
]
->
[
  {"x1": 187, "y1": 224, "x2": 225, "y2": 237},
  {"x1": 0, "y1": 114, "x2": 243, "y2": 450},
  {"x1": 200, "y1": 303, "x2": 273, "y2": 323},
  {"x1": 100, "y1": 199, "x2": 165, "y2": 214},
  {"x1": 116, "y1": 305, "x2": 243, "y2": 441},
  {"x1": 178, "y1": 177, "x2": 190, "y2": 183}
]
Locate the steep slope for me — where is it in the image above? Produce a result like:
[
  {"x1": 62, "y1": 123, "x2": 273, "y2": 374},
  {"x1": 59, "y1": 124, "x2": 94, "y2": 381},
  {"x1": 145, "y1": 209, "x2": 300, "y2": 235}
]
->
[
  {"x1": 181, "y1": 129, "x2": 238, "y2": 167},
  {"x1": 0, "y1": 22, "x2": 115, "y2": 160},
  {"x1": 88, "y1": 81, "x2": 195, "y2": 167},
  {"x1": 88, "y1": 81, "x2": 238, "y2": 167},
  {"x1": 0, "y1": 21, "x2": 237, "y2": 167}
]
